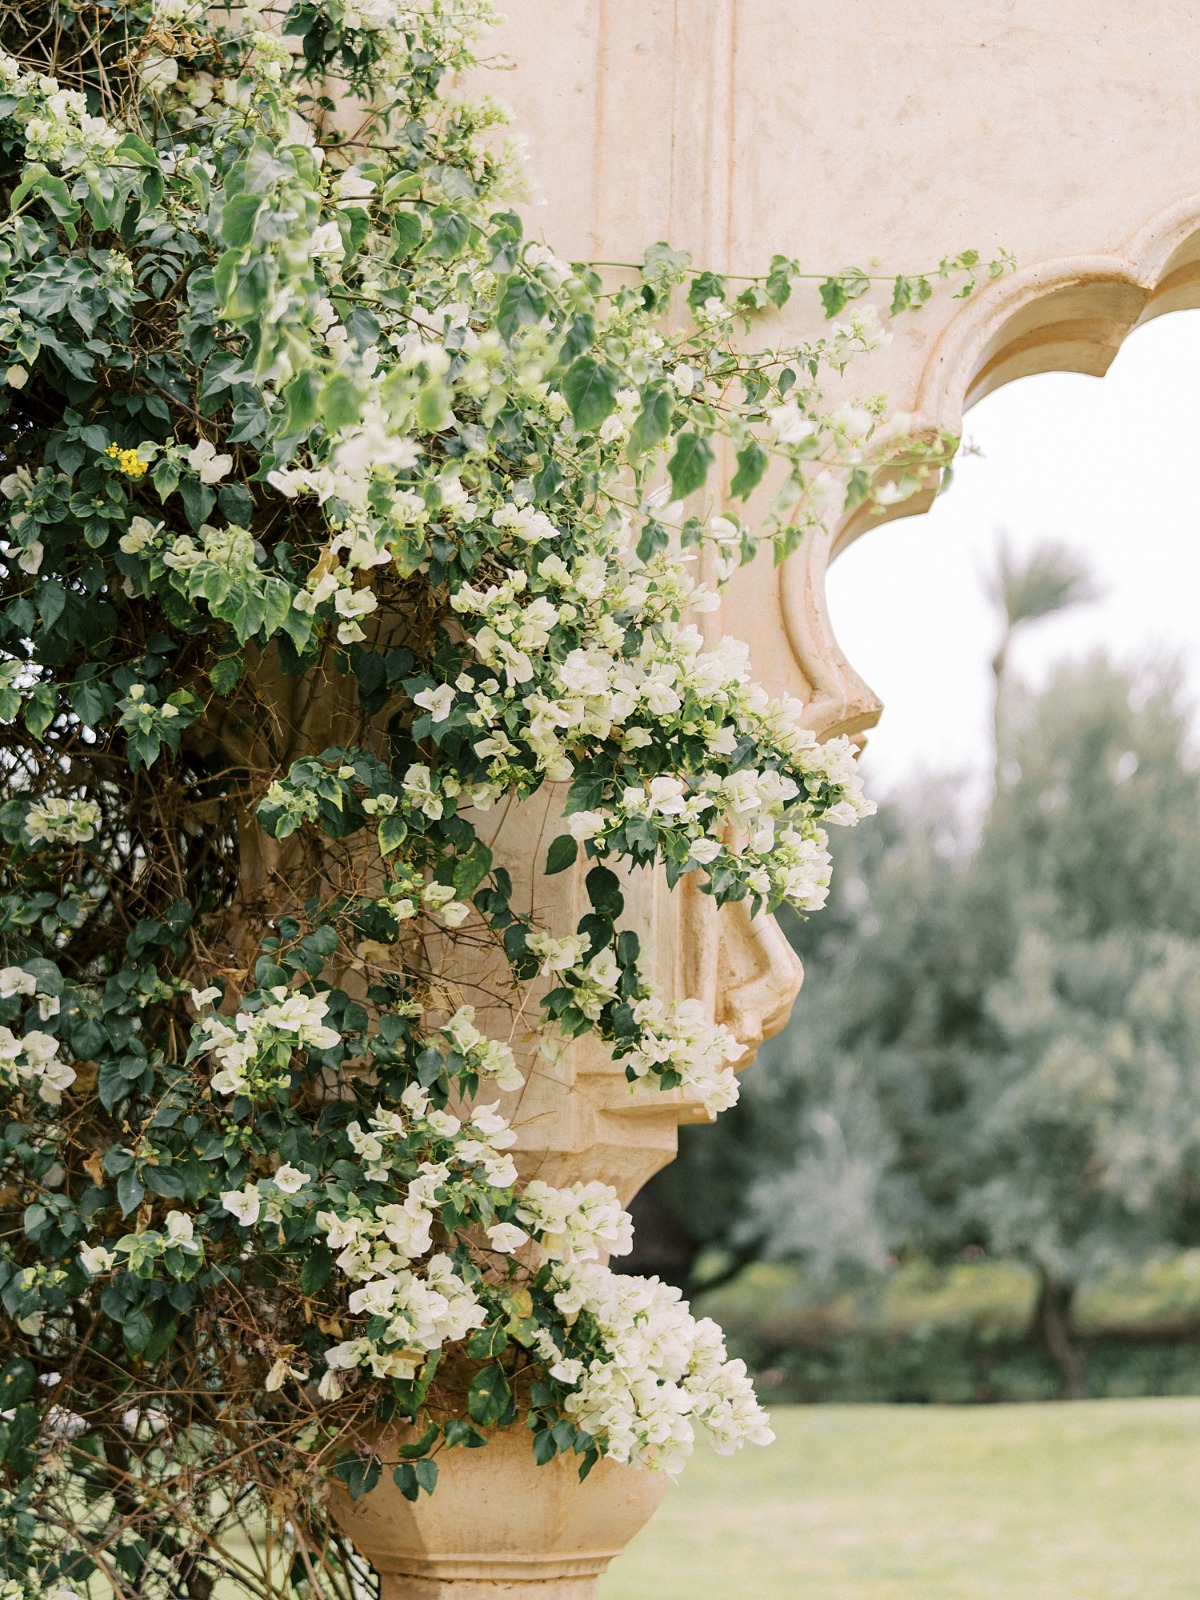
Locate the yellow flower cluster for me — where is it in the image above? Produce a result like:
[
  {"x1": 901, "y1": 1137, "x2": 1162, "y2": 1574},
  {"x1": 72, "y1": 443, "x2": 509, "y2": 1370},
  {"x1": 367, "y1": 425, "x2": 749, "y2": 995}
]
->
[{"x1": 105, "y1": 442, "x2": 148, "y2": 478}]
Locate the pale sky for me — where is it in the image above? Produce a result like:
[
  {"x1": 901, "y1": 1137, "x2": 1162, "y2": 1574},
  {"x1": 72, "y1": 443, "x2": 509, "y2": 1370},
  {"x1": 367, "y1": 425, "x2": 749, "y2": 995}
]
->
[{"x1": 825, "y1": 309, "x2": 1200, "y2": 803}]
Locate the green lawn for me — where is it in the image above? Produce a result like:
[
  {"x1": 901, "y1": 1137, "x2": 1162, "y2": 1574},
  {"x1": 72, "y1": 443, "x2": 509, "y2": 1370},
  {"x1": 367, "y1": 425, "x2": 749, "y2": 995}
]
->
[{"x1": 600, "y1": 1400, "x2": 1200, "y2": 1600}]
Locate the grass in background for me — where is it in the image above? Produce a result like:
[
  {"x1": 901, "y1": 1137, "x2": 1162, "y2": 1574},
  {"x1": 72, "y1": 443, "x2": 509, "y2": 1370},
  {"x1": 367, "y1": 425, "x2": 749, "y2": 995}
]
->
[{"x1": 600, "y1": 1400, "x2": 1200, "y2": 1600}]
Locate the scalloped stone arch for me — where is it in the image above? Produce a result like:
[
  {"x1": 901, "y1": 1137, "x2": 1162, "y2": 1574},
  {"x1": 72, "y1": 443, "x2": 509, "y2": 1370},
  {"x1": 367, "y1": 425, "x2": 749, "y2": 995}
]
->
[{"x1": 785, "y1": 193, "x2": 1200, "y2": 744}]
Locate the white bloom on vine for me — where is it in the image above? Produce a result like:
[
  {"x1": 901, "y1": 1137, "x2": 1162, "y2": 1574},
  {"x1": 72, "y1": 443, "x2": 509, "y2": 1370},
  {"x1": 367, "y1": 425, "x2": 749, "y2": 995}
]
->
[
  {"x1": 516, "y1": 1179, "x2": 633, "y2": 1262},
  {"x1": 265, "y1": 1353, "x2": 306, "y2": 1391},
  {"x1": 486, "y1": 1221, "x2": 528, "y2": 1253},
  {"x1": 309, "y1": 221, "x2": 345, "y2": 261},
  {"x1": 400, "y1": 1081, "x2": 431, "y2": 1117},
  {"x1": 687, "y1": 837, "x2": 722, "y2": 866},
  {"x1": 376, "y1": 1198, "x2": 434, "y2": 1260},
  {"x1": 25, "y1": 796, "x2": 100, "y2": 846},
  {"x1": 80, "y1": 1243, "x2": 115, "y2": 1275},
  {"x1": 469, "y1": 1101, "x2": 517, "y2": 1148},
  {"x1": 4, "y1": 365, "x2": 27, "y2": 389},
  {"x1": 0, "y1": 967, "x2": 36, "y2": 998},
  {"x1": 646, "y1": 775, "x2": 689, "y2": 817},
  {"x1": 140, "y1": 51, "x2": 180, "y2": 91},
  {"x1": 401, "y1": 762, "x2": 443, "y2": 820},
  {"x1": 187, "y1": 438, "x2": 233, "y2": 484},
  {"x1": 483, "y1": 1151, "x2": 519, "y2": 1189},
  {"x1": 527, "y1": 932, "x2": 588, "y2": 975},
  {"x1": 335, "y1": 166, "x2": 376, "y2": 203},
  {"x1": 318, "y1": 1211, "x2": 361, "y2": 1252},
  {"x1": 552, "y1": 1262, "x2": 773, "y2": 1474},
  {"x1": 152, "y1": 0, "x2": 206, "y2": 20},
  {"x1": 164, "y1": 1211, "x2": 200, "y2": 1252},
  {"x1": 272, "y1": 1163, "x2": 310, "y2": 1195},
  {"x1": 334, "y1": 585, "x2": 378, "y2": 644},
  {"x1": 0, "y1": 1026, "x2": 74, "y2": 1106},
  {"x1": 567, "y1": 810, "x2": 605, "y2": 842},
  {"x1": 829, "y1": 401, "x2": 874, "y2": 440},
  {"x1": 347, "y1": 1121, "x2": 387, "y2": 1164},
  {"x1": 204, "y1": 1017, "x2": 256, "y2": 1097},
  {"x1": 415, "y1": 683, "x2": 455, "y2": 722},
  {"x1": 259, "y1": 989, "x2": 342, "y2": 1049},
  {"x1": 767, "y1": 400, "x2": 813, "y2": 445},
  {"x1": 492, "y1": 502, "x2": 558, "y2": 544},
  {"x1": 222, "y1": 1186, "x2": 261, "y2": 1227},
  {"x1": 119, "y1": 515, "x2": 163, "y2": 554}
]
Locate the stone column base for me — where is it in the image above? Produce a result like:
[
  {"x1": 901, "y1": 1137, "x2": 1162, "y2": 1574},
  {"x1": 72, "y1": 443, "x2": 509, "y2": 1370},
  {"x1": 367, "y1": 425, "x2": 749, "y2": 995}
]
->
[
  {"x1": 330, "y1": 1422, "x2": 665, "y2": 1599},
  {"x1": 377, "y1": 1575, "x2": 600, "y2": 1599}
]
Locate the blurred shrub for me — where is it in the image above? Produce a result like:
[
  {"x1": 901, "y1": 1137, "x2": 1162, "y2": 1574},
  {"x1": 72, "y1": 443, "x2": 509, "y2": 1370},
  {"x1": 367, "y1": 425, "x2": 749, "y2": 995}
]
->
[{"x1": 697, "y1": 1255, "x2": 1200, "y2": 1403}]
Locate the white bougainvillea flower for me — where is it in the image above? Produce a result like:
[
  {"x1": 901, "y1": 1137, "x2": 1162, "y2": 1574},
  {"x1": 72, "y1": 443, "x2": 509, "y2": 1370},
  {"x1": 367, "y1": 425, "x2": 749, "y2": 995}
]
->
[{"x1": 187, "y1": 438, "x2": 233, "y2": 485}]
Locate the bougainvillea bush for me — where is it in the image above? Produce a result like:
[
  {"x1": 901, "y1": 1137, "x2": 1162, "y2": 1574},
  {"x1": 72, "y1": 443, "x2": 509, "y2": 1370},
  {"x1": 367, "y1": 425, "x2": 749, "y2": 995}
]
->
[{"x1": 0, "y1": 2, "x2": 1006, "y2": 1595}]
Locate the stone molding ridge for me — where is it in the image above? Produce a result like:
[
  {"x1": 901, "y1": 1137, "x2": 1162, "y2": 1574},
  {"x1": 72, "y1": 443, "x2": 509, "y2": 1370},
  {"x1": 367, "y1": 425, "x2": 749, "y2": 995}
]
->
[{"x1": 778, "y1": 191, "x2": 1200, "y2": 744}]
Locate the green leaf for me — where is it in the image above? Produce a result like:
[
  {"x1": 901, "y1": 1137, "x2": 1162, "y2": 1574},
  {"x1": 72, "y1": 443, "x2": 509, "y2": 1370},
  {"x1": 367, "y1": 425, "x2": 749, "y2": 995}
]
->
[
  {"x1": 37, "y1": 581, "x2": 67, "y2": 630},
  {"x1": 180, "y1": 478, "x2": 216, "y2": 531},
  {"x1": 668, "y1": 431, "x2": 715, "y2": 500},
  {"x1": 819, "y1": 267, "x2": 870, "y2": 319},
  {"x1": 467, "y1": 1322, "x2": 510, "y2": 1360},
  {"x1": 467, "y1": 1363, "x2": 512, "y2": 1427},
  {"x1": 70, "y1": 676, "x2": 114, "y2": 730},
  {"x1": 299, "y1": 1244, "x2": 333, "y2": 1293},
  {"x1": 443, "y1": 1417, "x2": 487, "y2": 1449},
  {"x1": 413, "y1": 1457, "x2": 438, "y2": 1494},
  {"x1": 209, "y1": 655, "x2": 244, "y2": 697},
  {"x1": 686, "y1": 269, "x2": 727, "y2": 312},
  {"x1": 558, "y1": 312, "x2": 595, "y2": 367},
  {"x1": 335, "y1": 1452, "x2": 381, "y2": 1501},
  {"x1": 152, "y1": 457, "x2": 180, "y2": 503},
  {"x1": 426, "y1": 205, "x2": 471, "y2": 260},
  {"x1": 116, "y1": 1167, "x2": 145, "y2": 1217},
  {"x1": 627, "y1": 383, "x2": 674, "y2": 459},
  {"x1": 282, "y1": 370, "x2": 321, "y2": 437},
  {"x1": 321, "y1": 373, "x2": 360, "y2": 432},
  {"x1": 98, "y1": 1059, "x2": 131, "y2": 1112},
  {"x1": 452, "y1": 839, "x2": 493, "y2": 897},
  {"x1": 765, "y1": 255, "x2": 796, "y2": 308},
  {"x1": 496, "y1": 275, "x2": 549, "y2": 342},
  {"x1": 378, "y1": 814, "x2": 408, "y2": 856},
  {"x1": 545, "y1": 834, "x2": 578, "y2": 875},
  {"x1": 10, "y1": 166, "x2": 79, "y2": 237},
  {"x1": 730, "y1": 439, "x2": 768, "y2": 500},
  {"x1": 561, "y1": 357, "x2": 621, "y2": 433},
  {"x1": 391, "y1": 210, "x2": 424, "y2": 258},
  {"x1": 394, "y1": 1420, "x2": 440, "y2": 1458},
  {"x1": 585, "y1": 864, "x2": 624, "y2": 919},
  {"x1": 23, "y1": 682, "x2": 57, "y2": 740},
  {"x1": 220, "y1": 193, "x2": 262, "y2": 249},
  {"x1": 891, "y1": 273, "x2": 932, "y2": 316}
]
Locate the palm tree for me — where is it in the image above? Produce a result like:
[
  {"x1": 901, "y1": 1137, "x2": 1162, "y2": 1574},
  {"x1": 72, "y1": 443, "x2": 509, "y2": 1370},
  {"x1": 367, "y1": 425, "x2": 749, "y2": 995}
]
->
[{"x1": 987, "y1": 535, "x2": 1100, "y2": 784}]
